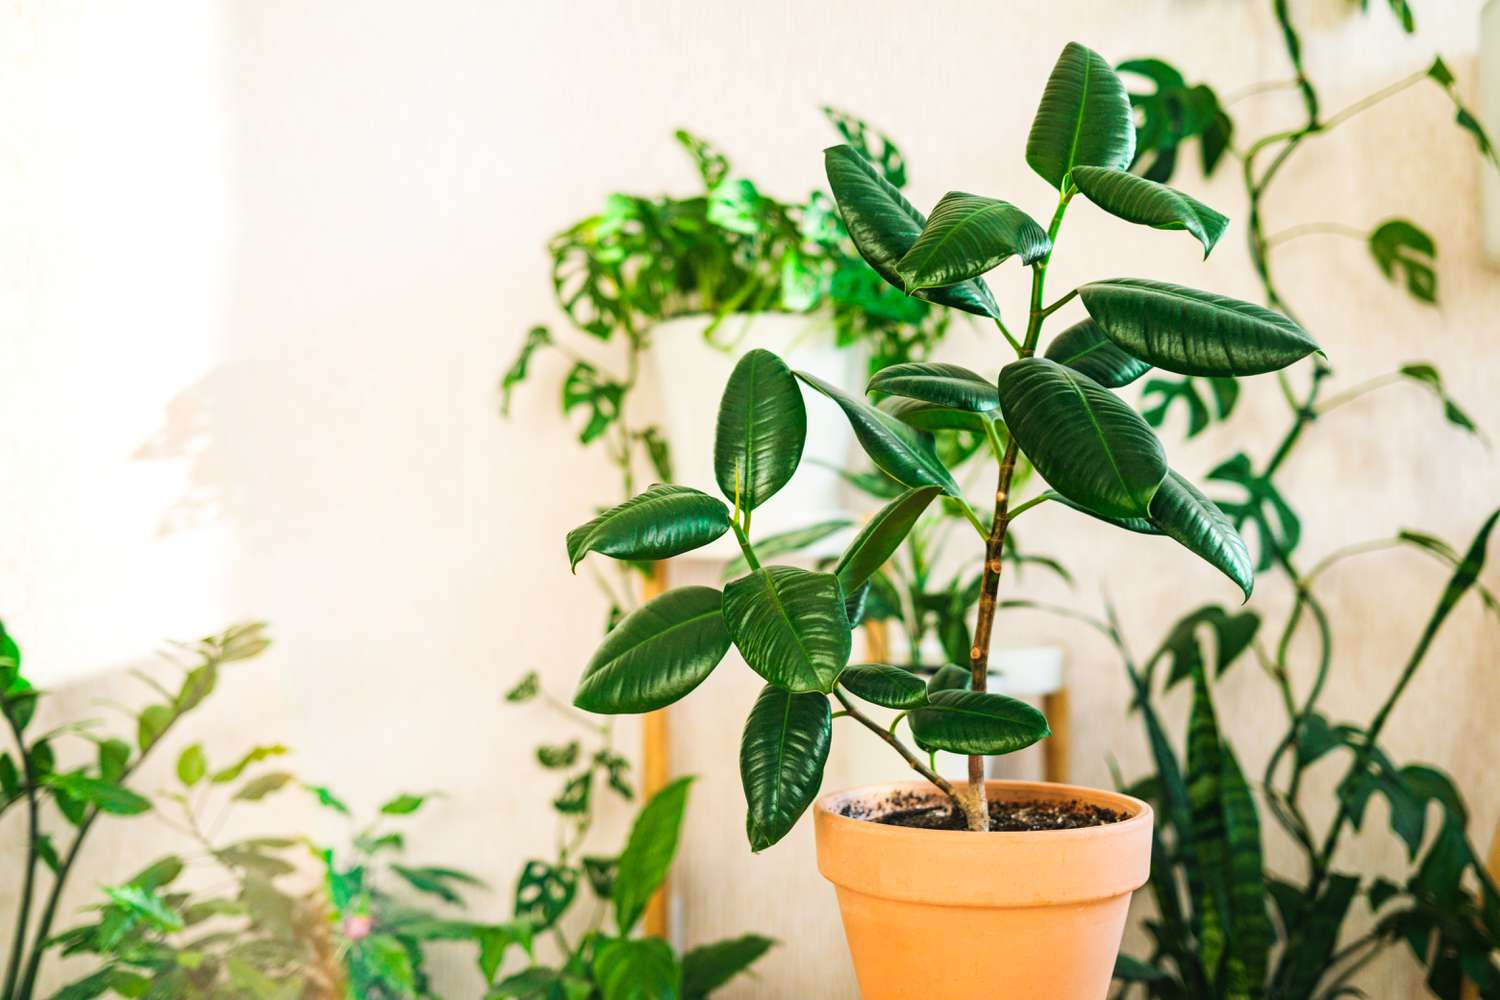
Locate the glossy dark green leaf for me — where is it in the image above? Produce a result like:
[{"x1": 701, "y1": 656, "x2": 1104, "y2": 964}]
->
[
  {"x1": 833, "y1": 485, "x2": 943, "y2": 594},
  {"x1": 565, "y1": 485, "x2": 730, "y2": 571},
  {"x1": 1148, "y1": 472, "x2": 1254, "y2": 599},
  {"x1": 1185, "y1": 664, "x2": 1271, "y2": 995},
  {"x1": 823, "y1": 145, "x2": 1001, "y2": 318},
  {"x1": 926, "y1": 663, "x2": 972, "y2": 694},
  {"x1": 1080, "y1": 278, "x2": 1320, "y2": 377},
  {"x1": 867, "y1": 362, "x2": 999, "y2": 412},
  {"x1": 908, "y1": 690, "x2": 1050, "y2": 755},
  {"x1": 894, "y1": 193, "x2": 1049, "y2": 292},
  {"x1": 1027, "y1": 42, "x2": 1137, "y2": 189},
  {"x1": 739, "y1": 684, "x2": 831, "y2": 851},
  {"x1": 1072, "y1": 166, "x2": 1228, "y2": 256},
  {"x1": 575, "y1": 586, "x2": 731, "y2": 713},
  {"x1": 997, "y1": 357, "x2": 1167, "y2": 519},
  {"x1": 722, "y1": 567, "x2": 850, "y2": 693},
  {"x1": 1044, "y1": 317, "x2": 1151, "y2": 388},
  {"x1": 594, "y1": 937, "x2": 681, "y2": 1000},
  {"x1": 797, "y1": 370, "x2": 960, "y2": 496},
  {"x1": 714, "y1": 349, "x2": 807, "y2": 510},
  {"x1": 1369, "y1": 219, "x2": 1436, "y2": 304},
  {"x1": 682, "y1": 934, "x2": 776, "y2": 998},
  {"x1": 838, "y1": 664, "x2": 928, "y2": 709},
  {"x1": 876, "y1": 396, "x2": 992, "y2": 433},
  {"x1": 614, "y1": 775, "x2": 693, "y2": 933},
  {"x1": 724, "y1": 519, "x2": 852, "y2": 578},
  {"x1": 1400, "y1": 363, "x2": 1479, "y2": 435}
]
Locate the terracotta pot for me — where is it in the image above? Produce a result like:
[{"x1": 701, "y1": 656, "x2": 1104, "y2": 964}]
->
[{"x1": 814, "y1": 779, "x2": 1152, "y2": 1000}]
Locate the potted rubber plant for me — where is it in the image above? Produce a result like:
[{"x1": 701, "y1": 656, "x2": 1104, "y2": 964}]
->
[{"x1": 561, "y1": 42, "x2": 1320, "y2": 997}]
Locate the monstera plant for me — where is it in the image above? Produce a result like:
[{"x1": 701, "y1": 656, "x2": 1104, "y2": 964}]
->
[{"x1": 564, "y1": 40, "x2": 1315, "y2": 838}]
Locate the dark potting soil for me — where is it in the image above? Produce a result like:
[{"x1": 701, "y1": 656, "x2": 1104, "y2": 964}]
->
[{"x1": 840, "y1": 789, "x2": 1126, "y2": 832}]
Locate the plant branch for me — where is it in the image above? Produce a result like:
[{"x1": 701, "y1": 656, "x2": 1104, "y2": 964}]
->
[
  {"x1": 832, "y1": 688, "x2": 959, "y2": 803},
  {"x1": 1263, "y1": 221, "x2": 1366, "y2": 248},
  {"x1": 2, "y1": 713, "x2": 39, "y2": 1000}
]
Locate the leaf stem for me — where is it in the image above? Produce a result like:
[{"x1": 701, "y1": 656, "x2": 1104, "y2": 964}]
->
[
  {"x1": 1262, "y1": 221, "x2": 1366, "y2": 248},
  {"x1": 832, "y1": 687, "x2": 959, "y2": 804},
  {"x1": 993, "y1": 317, "x2": 1022, "y2": 357},
  {"x1": 1004, "y1": 494, "x2": 1051, "y2": 522},
  {"x1": 730, "y1": 520, "x2": 762, "y2": 573},
  {"x1": 1038, "y1": 287, "x2": 1079, "y2": 319}
]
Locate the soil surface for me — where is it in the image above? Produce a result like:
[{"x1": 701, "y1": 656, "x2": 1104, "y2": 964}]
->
[{"x1": 840, "y1": 789, "x2": 1126, "y2": 831}]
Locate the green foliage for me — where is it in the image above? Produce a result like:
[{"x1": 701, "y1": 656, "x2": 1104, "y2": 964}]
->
[
  {"x1": 1071, "y1": 167, "x2": 1228, "y2": 256},
  {"x1": 1026, "y1": 42, "x2": 1137, "y2": 189},
  {"x1": 893, "y1": 194, "x2": 1049, "y2": 291},
  {"x1": 573, "y1": 586, "x2": 732, "y2": 714},
  {"x1": 1044, "y1": 317, "x2": 1151, "y2": 388},
  {"x1": 565, "y1": 485, "x2": 730, "y2": 571},
  {"x1": 1369, "y1": 219, "x2": 1437, "y2": 304},
  {"x1": 713, "y1": 349, "x2": 807, "y2": 512},
  {"x1": 722, "y1": 567, "x2": 850, "y2": 694},
  {"x1": 739, "y1": 685, "x2": 833, "y2": 851}
]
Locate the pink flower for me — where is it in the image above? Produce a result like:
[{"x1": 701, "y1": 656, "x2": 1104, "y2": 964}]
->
[{"x1": 343, "y1": 914, "x2": 373, "y2": 941}]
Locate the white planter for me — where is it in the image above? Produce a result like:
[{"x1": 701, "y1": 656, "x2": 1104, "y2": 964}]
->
[{"x1": 647, "y1": 312, "x2": 860, "y2": 560}]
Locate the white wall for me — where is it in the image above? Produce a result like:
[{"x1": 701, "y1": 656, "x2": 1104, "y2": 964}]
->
[{"x1": 2, "y1": 2, "x2": 1498, "y2": 997}]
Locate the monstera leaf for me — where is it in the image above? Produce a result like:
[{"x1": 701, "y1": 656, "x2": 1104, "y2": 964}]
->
[
  {"x1": 894, "y1": 193, "x2": 1050, "y2": 292},
  {"x1": 722, "y1": 567, "x2": 850, "y2": 693},
  {"x1": 823, "y1": 145, "x2": 1001, "y2": 318},
  {"x1": 867, "y1": 363, "x2": 1000, "y2": 413},
  {"x1": 1071, "y1": 166, "x2": 1229, "y2": 256},
  {"x1": 1027, "y1": 42, "x2": 1137, "y2": 189},
  {"x1": 574, "y1": 587, "x2": 732, "y2": 713},
  {"x1": 996, "y1": 357, "x2": 1168, "y2": 520},
  {"x1": 740, "y1": 685, "x2": 832, "y2": 851},
  {"x1": 796, "y1": 371, "x2": 961, "y2": 496},
  {"x1": 1079, "y1": 279, "x2": 1319, "y2": 377},
  {"x1": 1044, "y1": 318, "x2": 1151, "y2": 388},
  {"x1": 714, "y1": 349, "x2": 806, "y2": 510},
  {"x1": 566, "y1": 485, "x2": 729, "y2": 570}
]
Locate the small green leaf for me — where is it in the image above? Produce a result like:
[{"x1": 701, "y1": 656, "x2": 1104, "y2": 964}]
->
[
  {"x1": 1044, "y1": 318, "x2": 1151, "y2": 388},
  {"x1": 97, "y1": 738, "x2": 131, "y2": 784},
  {"x1": 908, "y1": 690, "x2": 1050, "y2": 755},
  {"x1": 838, "y1": 664, "x2": 928, "y2": 709},
  {"x1": 833, "y1": 485, "x2": 943, "y2": 595},
  {"x1": 536, "y1": 741, "x2": 580, "y2": 769},
  {"x1": 393, "y1": 864, "x2": 484, "y2": 905},
  {"x1": 997, "y1": 357, "x2": 1168, "y2": 519},
  {"x1": 575, "y1": 586, "x2": 731, "y2": 713},
  {"x1": 379, "y1": 792, "x2": 429, "y2": 815},
  {"x1": 176, "y1": 744, "x2": 207, "y2": 787},
  {"x1": 136, "y1": 704, "x2": 172, "y2": 752},
  {"x1": 867, "y1": 362, "x2": 999, "y2": 412},
  {"x1": 1027, "y1": 42, "x2": 1137, "y2": 189},
  {"x1": 565, "y1": 484, "x2": 730, "y2": 571},
  {"x1": 305, "y1": 783, "x2": 351, "y2": 815},
  {"x1": 1080, "y1": 278, "x2": 1320, "y2": 377},
  {"x1": 234, "y1": 771, "x2": 293, "y2": 801},
  {"x1": 582, "y1": 855, "x2": 618, "y2": 898},
  {"x1": 561, "y1": 361, "x2": 623, "y2": 445},
  {"x1": 1399, "y1": 363, "x2": 1479, "y2": 436},
  {"x1": 740, "y1": 684, "x2": 832, "y2": 852},
  {"x1": 499, "y1": 325, "x2": 552, "y2": 416},
  {"x1": 514, "y1": 860, "x2": 577, "y2": 931},
  {"x1": 614, "y1": 776, "x2": 694, "y2": 934},
  {"x1": 823, "y1": 145, "x2": 1001, "y2": 318},
  {"x1": 1072, "y1": 166, "x2": 1228, "y2": 256},
  {"x1": 722, "y1": 567, "x2": 850, "y2": 694},
  {"x1": 594, "y1": 937, "x2": 682, "y2": 1000},
  {"x1": 895, "y1": 193, "x2": 1050, "y2": 292},
  {"x1": 1148, "y1": 605, "x2": 1261, "y2": 691},
  {"x1": 44, "y1": 772, "x2": 151, "y2": 816},
  {"x1": 504, "y1": 672, "x2": 539, "y2": 703},
  {"x1": 1369, "y1": 219, "x2": 1436, "y2": 303},
  {"x1": 796, "y1": 370, "x2": 960, "y2": 496},
  {"x1": 682, "y1": 934, "x2": 776, "y2": 997},
  {"x1": 714, "y1": 349, "x2": 807, "y2": 511}
]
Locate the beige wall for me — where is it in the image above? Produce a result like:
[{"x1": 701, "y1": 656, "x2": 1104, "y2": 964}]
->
[{"x1": 2, "y1": 1, "x2": 1497, "y2": 997}]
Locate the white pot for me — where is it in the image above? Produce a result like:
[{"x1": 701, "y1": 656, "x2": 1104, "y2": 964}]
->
[{"x1": 647, "y1": 312, "x2": 860, "y2": 560}]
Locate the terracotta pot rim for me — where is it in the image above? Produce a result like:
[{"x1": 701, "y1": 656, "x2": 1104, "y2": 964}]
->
[{"x1": 814, "y1": 778, "x2": 1152, "y2": 841}]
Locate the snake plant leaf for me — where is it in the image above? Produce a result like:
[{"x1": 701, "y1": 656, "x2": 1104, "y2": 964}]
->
[
  {"x1": 997, "y1": 357, "x2": 1168, "y2": 520},
  {"x1": 595, "y1": 938, "x2": 682, "y2": 1000},
  {"x1": 613, "y1": 775, "x2": 693, "y2": 934},
  {"x1": 796, "y1": 371, "x2": 961, "y2": 496},
  {"x1": 823, "y1": 145, "x2": 1001, "y2": 319},
  {"x1": 833, "y1": 485, "x2": 943, "y2": 594},
  {"x1": 1071, "y1": 166, "x2": 1229, "y2": 256},
  {"x1": 877, "y1": 396, "x2": 992, "y2": 433},
  {"x1": 574, "y1": 587, "x2": 731, "y2": 714},
  {"x1": 908, "y1": 690, "x2": 1050, "y2": 755},
  {"x1": 740, "y1": 684, "x2": 832, "y2": 851},
  {"x1": 722, "y1": 566, "x2": 851, "y2": 693},
  {"x1": 894, "y1": 193, "x2": 1050, "y2": 292},
  {"x1": 1272, "y1": 876, "x2": 1360, "y2": 999},
  {"x1": 1027, "y1": 42, "x2": 1137, "y2": 190},
  {"x1": 1079, "y1": 279, "x2": 1320, "y2": 377},
  {"x1": 867, "y1": 362, "x2": 1000, "y2": 413},
  {"x1": 714, "y1": 349, "x2": 807, "y2": 510},
  {"x1": 1185, "y1": 663, "x2": 1272, "y2": 996},
  {"x1": 565, "y1": 485, "x2": 729, "y2": 571},
  {"x1": 1148, "y1": 472, "x2": 1254, "y2": 600},
  {"x1": 838, "y1": 664, "x2": 928, "y2": 709},
  {"x1": 1044, "y1": 318, "x2": 1151, "y2": 388}
]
